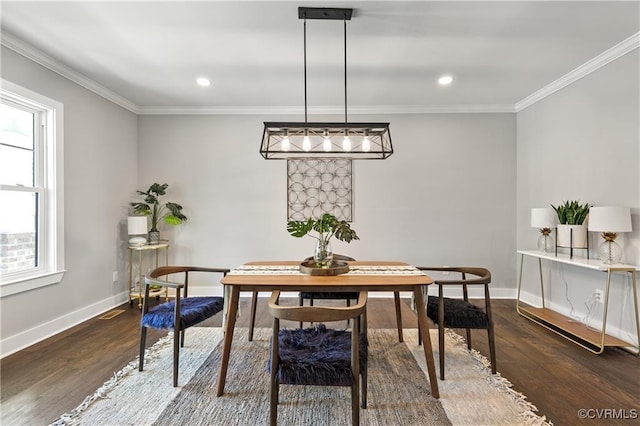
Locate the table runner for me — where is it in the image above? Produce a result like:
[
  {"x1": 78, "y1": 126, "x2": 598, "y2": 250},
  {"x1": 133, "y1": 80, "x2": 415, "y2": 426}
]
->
[{"x1": 228, "y1": 264, "x2": 425, "y2": 276}]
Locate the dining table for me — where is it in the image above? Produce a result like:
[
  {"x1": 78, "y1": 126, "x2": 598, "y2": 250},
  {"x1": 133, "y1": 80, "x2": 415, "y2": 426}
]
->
[{"x1": 216, "y1": 260, "x2": 440, "y2": 399}]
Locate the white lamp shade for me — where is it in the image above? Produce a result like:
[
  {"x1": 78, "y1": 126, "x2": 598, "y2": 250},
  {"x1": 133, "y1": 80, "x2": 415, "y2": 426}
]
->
[
  {"x1": 531, "y1": 208, "x2": 557, "y2": 228},
  {"x1": 588, "y1": 206, "x2": 632, "y2": 233},
  {"x1": 128, "y1": 216, "x2": 148, "y2": 235}
]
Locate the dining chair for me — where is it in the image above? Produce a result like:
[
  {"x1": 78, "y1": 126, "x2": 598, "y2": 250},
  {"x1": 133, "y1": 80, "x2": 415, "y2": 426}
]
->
[
  {"x1": 416, "y1": 266, "x2": 495, "y2": 380},
  {"x1": 247, "y1": 254, "x2": 405, "y2": 343},
  {"x1": 139, "y1": 266, "x2": 228, "y2": 386},
  {"x1": 267, "y1": 290, "x2": 368, "y2": 426},
  {"x1": 299, "y1": 255, "x2": 405, "y2": 342}
]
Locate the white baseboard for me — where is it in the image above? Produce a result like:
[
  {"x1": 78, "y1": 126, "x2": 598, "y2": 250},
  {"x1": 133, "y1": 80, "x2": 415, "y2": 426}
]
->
[{"x1": 1, "y1": 291, "x2": 128, "y2": 358}]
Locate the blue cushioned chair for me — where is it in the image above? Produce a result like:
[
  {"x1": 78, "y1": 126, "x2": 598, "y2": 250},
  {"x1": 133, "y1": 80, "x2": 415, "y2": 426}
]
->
[
  {"x1": 416, "y1": 266, "x2": 495, "y2": 380},
  {"x1": 139, "y1": 266, "x2": 228, "y2": 387},
  {"x1": 267, "y1": 290, "x2": 368, "y2": 426}
]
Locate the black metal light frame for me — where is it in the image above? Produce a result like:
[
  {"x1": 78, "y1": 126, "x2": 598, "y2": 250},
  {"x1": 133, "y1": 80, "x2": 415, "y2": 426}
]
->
[{"x1": 260, "y1": 7, "x2": 393, "y2": 160}]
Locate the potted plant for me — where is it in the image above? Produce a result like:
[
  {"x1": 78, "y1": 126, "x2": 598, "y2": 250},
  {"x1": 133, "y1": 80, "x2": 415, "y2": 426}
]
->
[
  {"x1": 551, "y1": 200, "x2": 590, "y2": 249},
  {"x1": 287, "y1": 213, "x2": 359, "y2": 268},
  {"x1": 130, "y1": 183, "x2": 187, "y2": 244}
]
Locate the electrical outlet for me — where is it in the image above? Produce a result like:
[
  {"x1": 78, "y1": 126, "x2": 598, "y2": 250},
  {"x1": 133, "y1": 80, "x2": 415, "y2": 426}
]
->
[
  {"x1": 112, "y1": 271, "x2": 118, "y2": 283},
  {"x1": 595, "y1": 289, "x2": 604, "y2": 303}
]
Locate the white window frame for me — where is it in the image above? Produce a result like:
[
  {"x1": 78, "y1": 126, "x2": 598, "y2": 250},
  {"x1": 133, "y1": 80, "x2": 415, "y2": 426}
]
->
[{"x1": 0, "y1": 79, "x2": 65, "y2": 297}]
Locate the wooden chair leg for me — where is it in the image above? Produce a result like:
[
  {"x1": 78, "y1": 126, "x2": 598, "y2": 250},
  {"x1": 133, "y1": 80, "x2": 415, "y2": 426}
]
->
[
  {"x1": 173, "y1": 330, "x2": 180, "y2": 387},
  {"x1": 298, "y1": 293, "x2": 304, "y2": 329},
  {"x1": 180, "y1": 329, "x2": 186, "y2": 348},
  {"x1": 394, "y1": 291, "x2": 403, "y2": 342},
  {"x1": 270, "y1": 318, "x2": 279, "y2": 426},
  {"x1": 466, "y1": 328, "x2": 472, "y2": 350},
  {"x1": 360, "y1": 312, "x2": 368, "y2": 409},
  {"x1": 488, "y1": 326, "x2": 497, "y2": 374},
  {"x1": 352, "y1": 381, "x2": 359, "y2": 425},
  {"x1": 139, "y1": 326, "x2": 148, "y2": 371},
  {"x1": 248, "y1": 291, "x2": 258, "y2": 341},
  {"x1": 438, "y1": 324, "x2": 446, "y2": 380}
]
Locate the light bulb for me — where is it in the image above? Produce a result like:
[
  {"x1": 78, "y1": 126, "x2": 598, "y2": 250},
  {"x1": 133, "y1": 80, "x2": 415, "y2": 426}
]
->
[
  {"x1": 303, "y1": 134, "x2": 311, "y2": 151},
  {"x1": 342, "y1": 134, "x2": 351, "y2": 151},
  {"x1": 362, "y1": 135, "x2": 371, "y2": 152},
  {"x1": 323, "y1": 134, "x2": 332, "y2": 152},
  {"x1": 281, "y1": 136, "x2": 290, "y2": 151}
]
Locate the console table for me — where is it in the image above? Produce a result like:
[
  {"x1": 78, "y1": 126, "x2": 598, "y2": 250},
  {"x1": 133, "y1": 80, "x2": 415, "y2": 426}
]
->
[
  {"x1": 128, "y1": 242, "x2": 169, "y2": 309},
  {"x1": 516, "y1": 250, "x2": 639, "y2": 354}
]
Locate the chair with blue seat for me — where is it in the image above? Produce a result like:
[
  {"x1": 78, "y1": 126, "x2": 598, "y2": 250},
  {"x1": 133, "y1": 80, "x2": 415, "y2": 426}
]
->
[
  {"x1": 268, "y1": 290, "x2": 368, "y2": 425},
  {"x1": 139, "y1": 266, "x2": 228, "y2": 387},
  {"x1": 416, "y1": 266, "x2": 495, "y2": 380}
]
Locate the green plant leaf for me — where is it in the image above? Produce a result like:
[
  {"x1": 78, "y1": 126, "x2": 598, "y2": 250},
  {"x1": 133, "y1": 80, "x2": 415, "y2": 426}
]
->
[
  {"x1": 333, "y1": 220, "x2": 359, "y2": 243},
  {"x1": 551, "y1": 200, "x2": 589, "y2": 224},
  {"x1": 287, "y1": 219, "x2": 315, "y2": 238},
  {"x1": 130, "y1": 203, "x2": 151, "y2": 216}
]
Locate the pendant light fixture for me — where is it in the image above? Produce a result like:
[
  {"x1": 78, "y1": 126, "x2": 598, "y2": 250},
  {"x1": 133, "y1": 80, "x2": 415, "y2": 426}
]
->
[{"x1": 260, "y1": 7, "x2": 393, "y2": 160}]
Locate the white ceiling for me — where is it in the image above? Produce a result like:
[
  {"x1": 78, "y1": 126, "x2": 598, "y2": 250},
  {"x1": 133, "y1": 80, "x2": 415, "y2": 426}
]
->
[{"x1": 1, "y1": 1, "x2": 638, "y2": 114}]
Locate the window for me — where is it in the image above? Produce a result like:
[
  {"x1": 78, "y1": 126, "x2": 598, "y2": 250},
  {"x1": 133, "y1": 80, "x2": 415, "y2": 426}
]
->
[{"x1": 0, "y1": 80, "x2": 64, "y2": 296}]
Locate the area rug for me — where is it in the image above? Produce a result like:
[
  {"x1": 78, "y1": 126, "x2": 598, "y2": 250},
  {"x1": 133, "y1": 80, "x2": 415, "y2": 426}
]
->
[{"x1": 51, "y1": 328, "x2": 550, "y2": 425}]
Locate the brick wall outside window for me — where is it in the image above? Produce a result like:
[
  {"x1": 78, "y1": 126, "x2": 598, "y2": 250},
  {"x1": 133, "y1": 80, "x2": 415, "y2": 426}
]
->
[{"x1": 1, "y1": 232, "x2": 36, "y2": 274}]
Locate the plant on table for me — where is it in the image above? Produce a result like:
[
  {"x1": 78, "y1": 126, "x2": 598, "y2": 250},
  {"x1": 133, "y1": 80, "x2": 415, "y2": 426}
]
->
[
  {"x1": 551, "y1": 200, "x2": 590, "y2": 225},
  {"x1": 551, "y1": 200, "x2": 590, "y2": 249},
  {"x1": 130, "y1": 183, "x2": 187, "y2": 243},
  {"x1": 287, "y1": 213, "x2": 359, "y2": 268}
]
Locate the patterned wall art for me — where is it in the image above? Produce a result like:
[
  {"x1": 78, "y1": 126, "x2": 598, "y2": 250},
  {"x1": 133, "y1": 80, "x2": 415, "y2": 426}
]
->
[{"x1": 287, "y1": 159, "x2": 352, "y2": 221}]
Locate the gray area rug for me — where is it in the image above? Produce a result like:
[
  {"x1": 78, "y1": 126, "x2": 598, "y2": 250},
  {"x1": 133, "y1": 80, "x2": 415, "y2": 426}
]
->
[{"x1": 52, "y1": 327, "x2": 550, "y2": 425}]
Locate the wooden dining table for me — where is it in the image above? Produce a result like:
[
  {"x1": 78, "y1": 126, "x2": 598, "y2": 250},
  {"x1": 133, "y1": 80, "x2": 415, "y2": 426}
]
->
[{"x1": 216, "y1": 260, "x2": 440, "y2": 399}]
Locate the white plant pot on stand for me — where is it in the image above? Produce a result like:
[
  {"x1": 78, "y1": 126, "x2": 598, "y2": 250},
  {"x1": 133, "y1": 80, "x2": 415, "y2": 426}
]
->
[{"x1": 556, "y1": 224, "x2": 589, "y2": 258}]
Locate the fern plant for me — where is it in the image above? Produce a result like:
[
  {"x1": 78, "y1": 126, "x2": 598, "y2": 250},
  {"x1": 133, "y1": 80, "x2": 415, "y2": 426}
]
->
[{"x1": 551, "y1": 200, "x2": 590, "y2": 225}]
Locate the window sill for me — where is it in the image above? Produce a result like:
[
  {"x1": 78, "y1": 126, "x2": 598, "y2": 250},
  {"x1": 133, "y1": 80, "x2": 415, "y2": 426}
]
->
[{"x1": 0, "y1": 270, "x2": 66, "y2": 298}]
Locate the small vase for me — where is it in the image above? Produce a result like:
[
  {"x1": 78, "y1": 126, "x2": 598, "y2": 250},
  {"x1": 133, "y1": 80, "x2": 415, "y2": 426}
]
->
[
  {"x1": 314, "y1": 240, "x2": 333, "y2": 268},
  {"x1": 148, "y1": 229, "x2": 160, "y2": 245}
]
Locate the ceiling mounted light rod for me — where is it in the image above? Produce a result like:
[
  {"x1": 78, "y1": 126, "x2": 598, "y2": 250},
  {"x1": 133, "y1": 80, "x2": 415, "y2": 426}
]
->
[{"x1": 260, "y1": 7, "x2": 393, "y2": 160}]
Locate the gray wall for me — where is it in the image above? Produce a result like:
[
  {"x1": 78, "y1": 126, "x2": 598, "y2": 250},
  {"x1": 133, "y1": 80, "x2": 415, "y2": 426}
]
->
[
  {"x1": 517, "y1": 50, "x2": 640, "y2": 342},
  {"x1": 137, "y1": 113, "x2": 517, "y2": 293},
  {"x1": 1, "y1": 46, "x2": 138, "y2": 355}
]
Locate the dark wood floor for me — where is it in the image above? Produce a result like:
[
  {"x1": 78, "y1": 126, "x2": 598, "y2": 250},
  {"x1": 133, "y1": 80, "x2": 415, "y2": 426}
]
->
[{"x1": 1, "y1": 297, "x2": 638, "y2": 425}]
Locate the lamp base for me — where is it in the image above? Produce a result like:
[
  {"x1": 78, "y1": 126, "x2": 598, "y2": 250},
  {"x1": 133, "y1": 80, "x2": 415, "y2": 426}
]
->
[
  {"x1": 537, "y1": 233, "x2": 554, "y2": 253},
  {"x1": 129, "y1": 236, "x2": 147, "y2": 246},
  {"x1": 598, "y1": 240, "x2": 622, "y2": 264}
]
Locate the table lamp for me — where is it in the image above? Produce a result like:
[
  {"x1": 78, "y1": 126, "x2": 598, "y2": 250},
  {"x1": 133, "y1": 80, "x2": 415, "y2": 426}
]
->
[
  {"x1": 127, "y1": 216, "x2": 148, "y2": 246},
  {"x1": 588, "y1": 206, "x2": 632, "y2": 264},
  {"x1": 531, "y1": 207, "x2": 557, "y2": 252}
]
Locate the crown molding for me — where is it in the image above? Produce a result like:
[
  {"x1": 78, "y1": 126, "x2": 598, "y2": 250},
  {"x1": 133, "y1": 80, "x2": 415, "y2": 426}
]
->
[
  {"x1": 137, "y1": 104, "x2": 516, "y2": 115},
  {"x1": 3, "y1": 29, "x2": 636, "y2": 116},
  {"x1": 1, "y1": 31, "x2": 139, "y2": 114},
  {"x1": 516, "y1": 32, "x2": 640, "y2": 112}
]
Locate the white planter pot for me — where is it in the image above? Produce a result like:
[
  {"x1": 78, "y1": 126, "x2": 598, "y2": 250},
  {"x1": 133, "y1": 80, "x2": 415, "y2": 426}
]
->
[{"x1": 557, "y1": 224, "x2": 588, "y2": 248}]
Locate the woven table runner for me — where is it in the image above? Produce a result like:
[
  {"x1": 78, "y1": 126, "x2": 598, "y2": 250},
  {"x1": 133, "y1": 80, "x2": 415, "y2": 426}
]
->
[{"x1": 228, "y1": 265, "x2": 425, "y2": 276}]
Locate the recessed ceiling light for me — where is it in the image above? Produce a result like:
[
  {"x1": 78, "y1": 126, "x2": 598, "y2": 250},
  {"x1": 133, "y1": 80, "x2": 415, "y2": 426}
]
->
[
  {"x1": 196, "y1": 77, "x2": 211, "y2": 87},
  {"x1": 438, "y1": 75, "x2": 453, "y2": 86}
]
